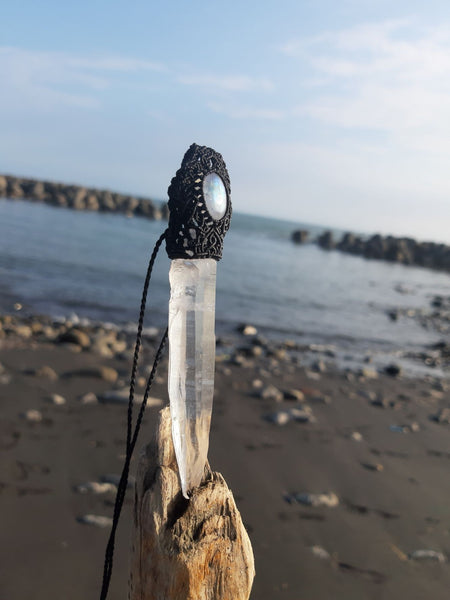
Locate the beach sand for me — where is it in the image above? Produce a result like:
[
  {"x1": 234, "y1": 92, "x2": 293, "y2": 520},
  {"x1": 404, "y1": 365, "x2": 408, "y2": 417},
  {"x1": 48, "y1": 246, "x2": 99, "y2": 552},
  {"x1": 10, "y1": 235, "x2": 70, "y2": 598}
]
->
[{"x1": 1, "y1": 319, "x2": 449, "y2": 600}]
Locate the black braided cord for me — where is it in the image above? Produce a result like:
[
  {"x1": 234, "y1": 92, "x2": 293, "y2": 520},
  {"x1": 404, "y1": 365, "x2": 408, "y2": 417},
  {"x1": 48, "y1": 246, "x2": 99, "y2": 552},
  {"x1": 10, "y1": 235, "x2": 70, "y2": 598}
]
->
[{"x1": 99, "y1": 230, "x2": 168, "y2": 600}]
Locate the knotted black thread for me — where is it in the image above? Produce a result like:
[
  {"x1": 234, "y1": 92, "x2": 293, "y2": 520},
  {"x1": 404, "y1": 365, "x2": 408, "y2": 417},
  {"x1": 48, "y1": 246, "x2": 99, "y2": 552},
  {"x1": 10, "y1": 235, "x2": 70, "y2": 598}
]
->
[{"x1": 99, "y1": 229, "x2": 168, "y2": 600}]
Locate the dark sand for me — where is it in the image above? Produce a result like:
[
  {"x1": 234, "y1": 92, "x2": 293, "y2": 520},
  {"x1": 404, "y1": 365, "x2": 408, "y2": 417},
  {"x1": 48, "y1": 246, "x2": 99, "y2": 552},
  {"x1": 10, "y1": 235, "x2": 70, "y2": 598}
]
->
[{"x1": 1, "y1": 325, "x2": 450, "y2": 600}]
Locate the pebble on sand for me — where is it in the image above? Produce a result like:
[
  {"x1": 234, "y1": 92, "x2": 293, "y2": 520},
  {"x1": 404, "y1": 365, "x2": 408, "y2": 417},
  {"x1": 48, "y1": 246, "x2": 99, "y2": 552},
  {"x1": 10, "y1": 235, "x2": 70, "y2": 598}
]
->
[
  {"x1": 47, "y1": 393, "x2": 66, "y2": 405},
  {"x1": 409, "y1": 549, "x2": 446, "y2": 563},
  {"x1": 77, "y1": 514, "x2": 113, "y2": 528},
  {"x1": 238, "y1": 324, "x2": 258, "y2": 336},
  {"x1": 310, "y1": 546, "x2": 331, "y2": 560},
  {"x1": 75, "y1": 481, "x2": 117, "y2": 494},
  {"x1": 289, "y1": 407, "x2": 316, "y2": 423},
  {"x1": 259, "y1": 384, "x2": 284, "y2": 402},
  {"x1": 286, "y1": 492, "x2": 339, "y2": 508},
  {"x1": 98, "y1": 388, "x2": 162, "y2": 406},
  {"x1": 67, "y1": 366, "x2": 118, "y2": 383},
  {"x1": 266, "y1": 411, "x2": 290, "y2": 426},
  {"x1": 30, "y1": 365, "x2": 58, "y2": 380},
  {"x1": 283, "y1": 389, "x2": 306, "y2": 402},
  {"x1": 79, "y1": 392, "x2": 98, "y2": 405},
  {"x1": 21, "y1": 409, "x2": 43, "y2": 422},
  {"x1": 361, "y1": 462, "x2": 384, "y2": 472},
  {"x1": 432, "y1": 408, "x2": 450, "y2": 425},
  {"x1": 100, "y1": 474, "x2": 135, "y2": 489}
]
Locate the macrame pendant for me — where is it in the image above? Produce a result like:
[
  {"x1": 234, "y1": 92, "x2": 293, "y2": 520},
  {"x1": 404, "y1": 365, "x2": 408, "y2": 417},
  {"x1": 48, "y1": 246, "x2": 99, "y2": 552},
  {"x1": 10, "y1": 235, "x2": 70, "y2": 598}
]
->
[{"x1": 166, "y1": 144, "x2": 232, "y2": 498}]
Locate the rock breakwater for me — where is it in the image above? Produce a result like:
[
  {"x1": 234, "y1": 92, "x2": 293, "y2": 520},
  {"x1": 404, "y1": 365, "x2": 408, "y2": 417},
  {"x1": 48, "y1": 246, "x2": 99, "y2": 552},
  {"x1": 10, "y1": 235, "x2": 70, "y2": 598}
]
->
[
  {"x1": 292, "y1": 228, "x2": 450, "y2": 272},
  {"x1": 0, "y1": 174, "x2": 169, "y2": 220}
]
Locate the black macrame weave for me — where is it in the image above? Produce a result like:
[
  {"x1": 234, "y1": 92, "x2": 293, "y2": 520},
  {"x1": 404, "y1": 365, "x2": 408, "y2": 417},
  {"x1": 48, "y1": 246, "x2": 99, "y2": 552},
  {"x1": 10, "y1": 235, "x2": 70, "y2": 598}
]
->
[{"x1": 165, "y1": 143, "x2": 232, "y2": 261}]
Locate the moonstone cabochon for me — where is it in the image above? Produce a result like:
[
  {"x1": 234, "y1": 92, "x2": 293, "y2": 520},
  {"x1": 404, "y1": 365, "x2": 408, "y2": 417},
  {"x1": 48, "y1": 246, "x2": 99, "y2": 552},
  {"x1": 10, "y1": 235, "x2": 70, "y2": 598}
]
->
[{"x1": 203, "y1": 173, "x2": 227, "y2": 220}]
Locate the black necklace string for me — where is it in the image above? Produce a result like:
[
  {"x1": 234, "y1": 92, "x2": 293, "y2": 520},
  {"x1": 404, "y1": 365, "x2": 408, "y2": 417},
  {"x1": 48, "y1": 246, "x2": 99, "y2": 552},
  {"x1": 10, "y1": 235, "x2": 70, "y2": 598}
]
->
[{"x1": 99, "y1": 229, "x2": 168, "y2": 600}]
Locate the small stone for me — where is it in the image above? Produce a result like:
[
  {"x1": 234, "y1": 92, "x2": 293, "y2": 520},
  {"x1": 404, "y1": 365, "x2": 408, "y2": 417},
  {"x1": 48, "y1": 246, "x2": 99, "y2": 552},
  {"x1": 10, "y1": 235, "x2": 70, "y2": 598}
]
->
[
  {"x1": 265, "y1": 411, "x2": 290, "y2": 426},
  {"x1": 99, "y1": 388, "x2": 162, "y2": 406},
  {"x1": 42, "y1": 326, "x2": 57, "y2": 341},
  {"x1": 77, "y1": 514, "x2": 113, "y2": 528},
  {"x1": 75, "y1": 482, "x2": 117, "y2": 494},
  {"x1": 231, "y1": 353, "x2": 253, "y2": 368},
  {"x1": 409, "y1": 549, "x2": 446, "y2": 563},
  {"x1": 408, "y1": 422, "x2": 421, "y2": 433},
  {"x1": 31, "y1": 366, "x2": 58, "y2": 380},
  {"x1": 432, "y1": 408, "x2": 450, "y2": 424},
  {"x1": 350, "y1": 431, "x2": 363, "y2": 442},
  {"x1": 359, "y1": 367, "x2": 378, "y2": 379},
  {"x1": 79, "y1": 392, "x2": 98, "y2": 405},
  {"x1": 289, "y1": 407, "x2": 316, "y2": 423},
  {"x1": 47, "y1": 393, "x2": 66, "y2": 405},
  {"x1": 22, "y1": 409, "x2": 43, "y2": 422},
  {"x1": 310, "y1": 546, "x2": 331, "y2": 560},
  {"x1": 311, "y1": 394, "x2": 332, "y2": 405},
  {"x1": 269, "y1": 347, "x2": 287, "y2": 361},
  {"x1": 384, "y1": 363, "x2": 402, "y2": 377},
  {"x1": 283, "y1": 389, "x2": 305, "y2": 402},
  {"x1": 68, "y1": 366, "x2": 118, "y2": 383},
  {"x1": 91, "y1": 342, "x2": 114, "y2": 358},
  {"x1": 14, "y1": 325, "x2": 33, "y2": 338},
  {"x1": 312, "y1": 360, "x2": 326, "y2": 373},
  {"x1": 62, "y1": 343, "x2": 83, "y2": 353},
  {"x1": 252, "y1": 379, "x2": 264, "y2": 389},
  {"x1": 371, "y1": 395, "x2": 390, "y2": 408},
  {"x1": 390, "y1": 425, "x2": 407, "y2": 433},
  {"x1": 362, "y1": 462, "x2": 384, "y2": 472},
  {"x1": 58, "y1": 328, "x2": 91, "y2": 348},
  {"x1": 305, "y1": 370, "x2": 321, "y2": 381},
  {"x1": 100, "y1": 474, "x2": 135, "y2": 488},
  {"x1": 238, "y1": 324, "x2": 258, "y2": 336},
  {"x1": 295, "y1": 492, "x2": 339, "y2": 508},
  {"x1": 259, "y1": 384, "x2": 284, "y2": 402}
]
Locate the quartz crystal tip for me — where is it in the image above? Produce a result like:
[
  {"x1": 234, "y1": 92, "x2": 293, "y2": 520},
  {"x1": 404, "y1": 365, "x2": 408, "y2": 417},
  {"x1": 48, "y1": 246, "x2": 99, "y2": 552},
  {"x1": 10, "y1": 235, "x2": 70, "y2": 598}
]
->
[{"x1": 168, "y1": 258, "x2": 217, "y2": 499}]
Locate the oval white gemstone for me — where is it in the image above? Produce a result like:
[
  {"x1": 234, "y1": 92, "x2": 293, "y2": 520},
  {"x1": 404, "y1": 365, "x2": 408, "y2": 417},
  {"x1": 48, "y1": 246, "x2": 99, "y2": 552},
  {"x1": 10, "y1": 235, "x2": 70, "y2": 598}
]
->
[{"x1": 203, "y1": 173, "x2": 227, "y2": 220}]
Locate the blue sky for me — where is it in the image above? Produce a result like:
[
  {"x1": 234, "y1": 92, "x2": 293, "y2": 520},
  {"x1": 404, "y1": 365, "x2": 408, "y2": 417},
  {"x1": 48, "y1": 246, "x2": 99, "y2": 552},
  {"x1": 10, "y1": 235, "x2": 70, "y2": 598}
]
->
[{"x1": 2, "y1": 1, "x2": 450, "y2": 242}]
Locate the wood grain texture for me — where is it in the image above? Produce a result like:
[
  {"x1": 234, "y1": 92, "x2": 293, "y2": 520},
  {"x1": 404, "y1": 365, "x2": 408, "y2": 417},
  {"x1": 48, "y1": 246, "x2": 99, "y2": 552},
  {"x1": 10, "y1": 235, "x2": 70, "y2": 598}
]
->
[{"x1": 129, "y1": 407, "x2": 255, "y2": 600}]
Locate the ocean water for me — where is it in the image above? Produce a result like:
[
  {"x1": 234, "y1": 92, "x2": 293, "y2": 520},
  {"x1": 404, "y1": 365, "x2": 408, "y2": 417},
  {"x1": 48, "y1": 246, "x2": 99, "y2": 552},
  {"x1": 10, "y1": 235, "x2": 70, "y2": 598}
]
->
[{"x1": 1, "y1": 199, "x2": 449, "y2": 374}]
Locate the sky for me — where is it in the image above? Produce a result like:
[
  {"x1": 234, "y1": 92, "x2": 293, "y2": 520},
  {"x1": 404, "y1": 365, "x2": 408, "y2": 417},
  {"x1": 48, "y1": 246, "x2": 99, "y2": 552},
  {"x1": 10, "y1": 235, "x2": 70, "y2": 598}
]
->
[{"x1": 2, "y1": 0, "x2": 450, "y2": 242}]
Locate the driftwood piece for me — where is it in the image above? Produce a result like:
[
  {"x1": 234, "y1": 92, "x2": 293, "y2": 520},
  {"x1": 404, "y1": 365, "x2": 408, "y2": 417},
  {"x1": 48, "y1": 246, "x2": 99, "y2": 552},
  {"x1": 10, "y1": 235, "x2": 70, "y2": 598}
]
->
[{"x1": 129, "y1": 406, "x2": 255, "y2": 600}]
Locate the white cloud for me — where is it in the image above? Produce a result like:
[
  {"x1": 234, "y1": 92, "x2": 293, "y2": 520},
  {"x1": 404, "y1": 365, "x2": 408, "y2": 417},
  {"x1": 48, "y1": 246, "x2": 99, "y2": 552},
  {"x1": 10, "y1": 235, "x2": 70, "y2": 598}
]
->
[
  {"x1": 208, "y1": 102, "x2": 284, "y2": 120},
  {"x1": 178, "y1": 73, "x2": 273, "y2": 92},
  {"x1": 0, "y1": 47, "x2": 165, "y2": 112},
  {"x1": 283, "y1": 20, "x2": 450, "y2": 154}
]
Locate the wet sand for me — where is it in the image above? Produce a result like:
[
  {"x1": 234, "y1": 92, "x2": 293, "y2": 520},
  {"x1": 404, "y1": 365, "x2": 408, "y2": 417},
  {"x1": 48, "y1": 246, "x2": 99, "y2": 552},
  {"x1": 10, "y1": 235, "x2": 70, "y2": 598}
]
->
[{"x1": 1, "y1": 320, "x2": 449, "y2": 600}]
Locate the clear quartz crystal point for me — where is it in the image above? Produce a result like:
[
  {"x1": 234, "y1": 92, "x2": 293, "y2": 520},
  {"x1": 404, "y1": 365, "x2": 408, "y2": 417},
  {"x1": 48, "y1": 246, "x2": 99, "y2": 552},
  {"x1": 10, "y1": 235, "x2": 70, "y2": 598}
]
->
[{"x1": 168, "y1": 258, "x2": 217, "y2": 499}]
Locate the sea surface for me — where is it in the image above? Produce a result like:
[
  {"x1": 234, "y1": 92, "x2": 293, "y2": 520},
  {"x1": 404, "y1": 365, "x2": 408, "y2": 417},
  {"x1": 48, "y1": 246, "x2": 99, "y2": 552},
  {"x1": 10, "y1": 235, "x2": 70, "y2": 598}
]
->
[{"x1": 1, "y1": 199, "x2": 449, "y2": 376}]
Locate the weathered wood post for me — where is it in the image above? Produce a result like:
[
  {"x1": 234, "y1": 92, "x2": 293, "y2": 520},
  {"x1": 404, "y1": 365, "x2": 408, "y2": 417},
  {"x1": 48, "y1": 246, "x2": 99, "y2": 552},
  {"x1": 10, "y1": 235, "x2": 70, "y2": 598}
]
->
[{"x1": 129, "y1": 406, "x2": 255, "y2": 599}]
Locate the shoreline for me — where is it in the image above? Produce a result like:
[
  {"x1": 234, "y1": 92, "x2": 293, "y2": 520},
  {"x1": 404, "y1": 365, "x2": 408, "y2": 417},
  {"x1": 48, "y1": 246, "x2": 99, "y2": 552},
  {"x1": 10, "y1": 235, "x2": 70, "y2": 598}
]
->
[
  {"x1": 1, "y1": 171, "x2": 449, "y2": 274},
  {"x1": 1, "y1": 308, "x2": 449, "y2": 384}
]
